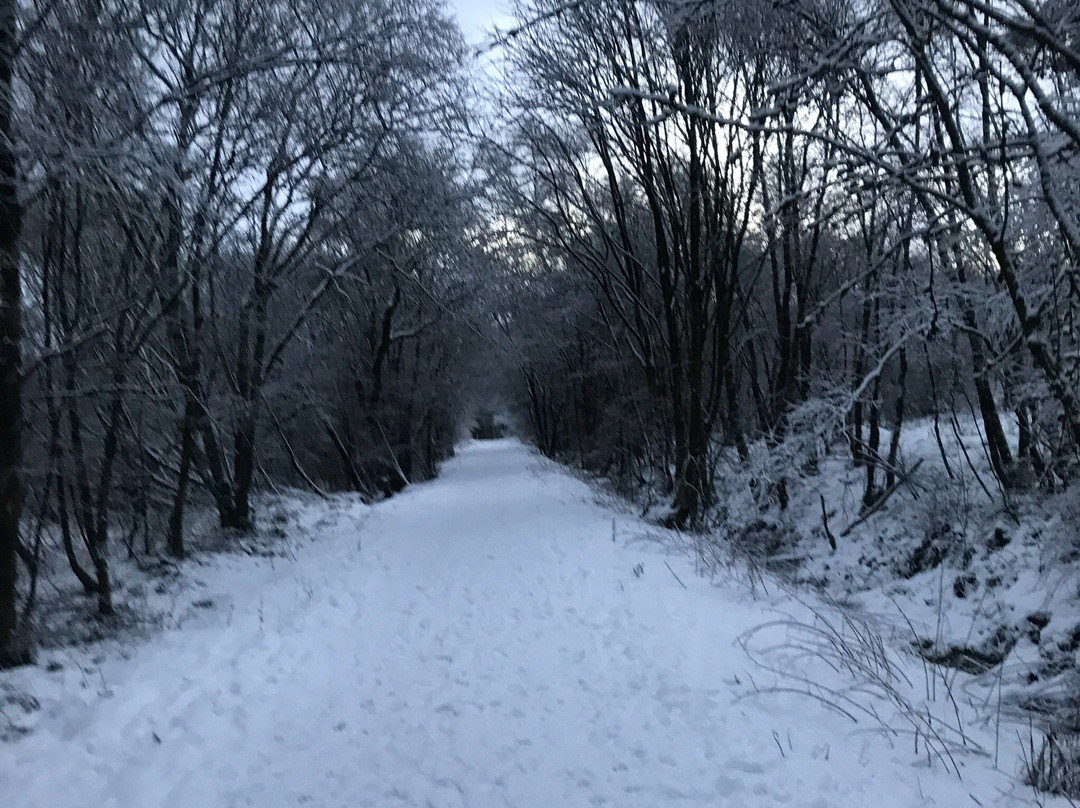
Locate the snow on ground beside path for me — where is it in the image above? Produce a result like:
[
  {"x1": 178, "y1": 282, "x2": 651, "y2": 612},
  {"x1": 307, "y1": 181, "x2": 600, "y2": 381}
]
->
[
  {"x1": 0, "y1": 439, "x2": 1057, "y2": 806},
  {"x1": 707, "y1": 413, "x2": 1080, "y2": 729}
]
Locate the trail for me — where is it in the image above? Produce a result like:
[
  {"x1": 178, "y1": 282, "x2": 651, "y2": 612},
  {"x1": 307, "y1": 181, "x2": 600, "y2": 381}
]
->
[{"x1": 0, "y1": 439, "x2": 1037, "y2": 806}]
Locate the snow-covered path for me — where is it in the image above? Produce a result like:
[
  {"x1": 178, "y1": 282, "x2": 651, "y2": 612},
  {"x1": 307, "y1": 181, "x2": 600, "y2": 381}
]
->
[{"x1": 1, "y1": 440, "x2": 1041, "y2": 806}]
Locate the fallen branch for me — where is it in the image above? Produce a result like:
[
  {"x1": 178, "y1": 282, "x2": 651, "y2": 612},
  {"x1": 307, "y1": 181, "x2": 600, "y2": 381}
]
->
[
  {"x1": 821, "y1": 494, "x2": 837, "y2": 551},
  {"x1": 841, "y1": 459, "x2": 924, "y2": 537}
]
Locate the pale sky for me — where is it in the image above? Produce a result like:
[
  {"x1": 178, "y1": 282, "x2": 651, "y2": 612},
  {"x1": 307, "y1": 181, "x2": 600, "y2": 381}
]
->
[{"x1": 448, "y1": 0, "x2": 516, "y2": 43}]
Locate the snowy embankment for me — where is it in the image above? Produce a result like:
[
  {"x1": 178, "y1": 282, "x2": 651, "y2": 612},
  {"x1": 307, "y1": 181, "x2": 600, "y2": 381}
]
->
[
  {"x1": 0, "y1": 439, "x2": 1053, "y2": 806},
  {"x1": 714, "y1": 414, "x2": 1080, "y2": 736}
]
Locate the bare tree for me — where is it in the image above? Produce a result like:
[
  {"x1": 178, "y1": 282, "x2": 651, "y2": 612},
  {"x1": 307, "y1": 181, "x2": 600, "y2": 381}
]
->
[{"x1": 0, "y1": 0, "x2": 23, "y2": 666}]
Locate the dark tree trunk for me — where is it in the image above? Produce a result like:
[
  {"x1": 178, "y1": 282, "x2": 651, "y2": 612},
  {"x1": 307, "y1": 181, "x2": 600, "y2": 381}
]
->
[
  {"x1": 0, "y1": 0, "x2": 26, "y2": 667},
  {"x1": 885, "y1": 347, "x2": 907, "y2": 491},
  {"x1": 1016, "y1": 405, "x2": 1046, "y2": 483},
  {"x1": 670, "y1": 408, "x2": 709, "y2": 528},
  {"x1": 167, "y1": 394, "x2": 198, "y2": 558},
  {"x1": 724, "y1": 366, "x2": 749, "y2": 461},
  {"x1": 862, "y1": 380, "x2": 882, "y2": 510},
  {"x1": 225, "y1": 412, "x2": 257, "y2": 531},
  {"x1": 850, "y1": 269, "x2": 875, "y2": 467},
  {"x1": 57, "y1": 480, "x2": 96, "y2": 596},
  {"x1": 955, "y1": 271, "x2": 1013, "y2": 484}
]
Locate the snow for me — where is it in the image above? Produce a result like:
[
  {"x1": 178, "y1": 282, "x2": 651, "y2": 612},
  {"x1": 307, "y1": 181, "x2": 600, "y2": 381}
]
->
[
  {"x1": 0, "y1": 439, "x2": 1057, "y2": 806},
  {"x1": 710, "y1": 411, "x2": 1080, "y2": 730}
]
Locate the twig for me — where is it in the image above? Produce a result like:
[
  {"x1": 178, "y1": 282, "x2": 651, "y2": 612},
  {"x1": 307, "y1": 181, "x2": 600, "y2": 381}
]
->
[
  {"x1": 773, "y1": 730, "x2": 786, "y2": 757},
  {"x1": 664, "y1": 560, "x2": 688, "y2": 589}
]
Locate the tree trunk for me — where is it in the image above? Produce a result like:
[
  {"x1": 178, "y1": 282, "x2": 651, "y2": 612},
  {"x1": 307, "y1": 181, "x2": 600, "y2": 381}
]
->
[
  {"x1": 862, "y1": 377, "x2": 882, "y2": 509},
  {"x1": 167, "y1": 394, "x2": 197, "y2": 558},
  {"x1": 0, "y1": 0, "x2": 25, "y2": 667},
  {"x1": 885, "y1": 347, "x2": 907, "y2": 491},
  {"x1": 955, "y1": 271, "x2": 1013, "y2": 484},
  {"x1": 670, "y1": 407, "x2": 709, "y2": 528},
  {"x1": 57, "y1": 480, "x2": 96, "y2": 596},
  {"x1": 226, "y1": 411, "x2": 257, "y2": 531}
]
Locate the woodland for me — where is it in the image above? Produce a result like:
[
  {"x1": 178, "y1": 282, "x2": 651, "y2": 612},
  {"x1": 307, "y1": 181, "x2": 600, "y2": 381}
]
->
[{"x1": 0, "y1": 6, "x2": 1079, "y2": 789}]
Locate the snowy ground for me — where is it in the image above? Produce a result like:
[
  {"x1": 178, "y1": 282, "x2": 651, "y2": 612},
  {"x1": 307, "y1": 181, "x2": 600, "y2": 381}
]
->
[
  {"x1": 707, "y1": 413, "x2": 1080, "y2": 734},
  {"x1": 0, "y1": 439, "x2": 1057, "y2": 806}
]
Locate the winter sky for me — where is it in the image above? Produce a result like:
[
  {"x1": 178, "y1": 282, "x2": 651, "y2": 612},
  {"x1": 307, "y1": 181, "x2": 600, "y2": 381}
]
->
[{"x1": 449, "y1": 0, "x2": 515, "y2": 42}]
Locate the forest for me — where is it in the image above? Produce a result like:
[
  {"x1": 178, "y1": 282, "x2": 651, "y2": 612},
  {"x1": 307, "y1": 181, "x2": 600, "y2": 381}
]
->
[
  {"x1": 1, "y1": 0, "x2": 1080, "y2": 802},
  {"x1": 0, "y1": 0, "x2": 491, "y2": 661},
  {"x1": 494, "y1": 0, "x2": 1080, "y2": 523}
]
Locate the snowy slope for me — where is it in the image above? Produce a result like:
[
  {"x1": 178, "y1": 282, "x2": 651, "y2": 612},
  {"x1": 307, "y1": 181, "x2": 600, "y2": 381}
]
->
[
  {"x1": 706, "y1": 413, "x2": 1080, "y2": 734},
  {"x1": 0, "y1": 439, "x2": 1053, "y2": 806}
]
